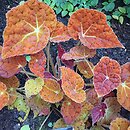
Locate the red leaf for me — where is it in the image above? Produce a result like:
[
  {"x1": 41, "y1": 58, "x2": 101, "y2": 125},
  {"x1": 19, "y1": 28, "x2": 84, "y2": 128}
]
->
[
  {"x1": 94, "y1": 56, "x2": 121, "y2": 97},
  {"x1": 58, "y1": 44, "x2": 74, "y2": 68},
  {"x1": 117, "y1": 77, "x2": 130, "y2": 111},
  {"x1": 0, "y1": 82, "x2": 9, "y2": 110},
  {"x1": 60, "y1": 66, "x2": 86, "y2": 103},
  {"x1": 68, "y1": 9, "x2": 124, "y2": 49},
  {"x1": 50, "y1": 22, "x2": 71, "y2": 43},
  {"x1": 0, "y1": 76, "x2": 19, "y2": 105},
  {"x1": 29, "y1": 51, "x2": 46, "y2": 78},
  {"x1": 91, "y1": 103, "x2": 107, "y2": 125},
  {"x1": 0, "y1": 48, "x2": 26, "y2": 78},
  {"x1": 62, "y1": 45, "x2": 96, "y2": 60},
  {"x1": 61, "y1": 97, "x2": 81, "y2": 124},
  {"x1": 121, "y1": 62, "x2": 130, "y2": 82},
  {"x1": 2, "y1": 0, "x2": 57, "y2": 59}
]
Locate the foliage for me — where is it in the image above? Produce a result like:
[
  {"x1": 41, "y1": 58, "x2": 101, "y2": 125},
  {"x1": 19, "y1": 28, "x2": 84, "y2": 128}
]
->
[
  {"x1": 0, "y1": 0, "x2": 130, "y2": 129},
  {"x1": 42, "y1": 0, "x2": 99, "y2": 17}
]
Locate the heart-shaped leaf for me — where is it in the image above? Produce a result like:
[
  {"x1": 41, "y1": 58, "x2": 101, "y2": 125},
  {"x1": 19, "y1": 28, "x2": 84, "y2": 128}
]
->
[
  {"x1": 2, "y1": 0, "x2": 57, "y2": 59},
  {"x1": 26, "y1": 95, "x2": 50, "y2": 117},
  {"x1": 0, "y1": 82, "x2": 9, "y2": 110},
  {"x1": 121, "y1": 62, "x2": 130, "y2": 82},
  {"x1": 100, "y1": 97, "x2": 121, "y2": 125},
  {"x1": 60, "y1": 66, "x2": 86, "y2": 103},
  {"x1": 76, "y1": 61, "x2": 94, "y2": 79},
  {"x1": 110, "y1": 117, "x2": 130, "y2": 130},
  {"x1": 53, "y1": 118, "x2": 67, "y2": 129},
  {"x1": 117, "y1": 77, "x2": 130, "y2": 111},
  {"x1": 62, "y1": 45, "x2": 96, "y2": 60},
  {"x1": 94, "y1": 56, "x2": 121, "y2": 97},
  {"x1": 68, "y1": 9, "x2": 124, "y2": 49},
  {"x1": 0, "y1": 46, "x2": 26, "y2": 78},
  {"x1": 25, "y1": 77, "x2": 44, "y2": 98},
  {"x1": 29, "y1": 51, "x2": 46, "y2": 78},
  {"x1": 91, "y1": 103, "x2": 107, "y2": 125},
  {"x1": 40, "y1": 78, "x2": 64, "y2": 103},
  {"x1": 50, "y1": 22, "x2": 71, "y2": 43},
  {"x1": 61, "y1": 97, "x2": 82, "y2": 124},
  {"x1": 0, "y1": 76, "x2": 19, "y2": 105},
  {"x1": 58, "y1": 44, "x2": 74, "y2": 68}
]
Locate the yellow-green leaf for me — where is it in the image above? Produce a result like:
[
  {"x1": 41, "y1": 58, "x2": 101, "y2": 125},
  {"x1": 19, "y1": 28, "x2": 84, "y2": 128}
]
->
[{"x1": 25, "y1": 77, "x2": 44, "y2": 98}]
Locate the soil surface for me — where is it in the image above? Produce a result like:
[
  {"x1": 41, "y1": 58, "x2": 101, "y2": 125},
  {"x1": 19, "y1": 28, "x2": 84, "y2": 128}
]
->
[{"x1": 0, "y1": 0, "x2": 130, "y2": 130}]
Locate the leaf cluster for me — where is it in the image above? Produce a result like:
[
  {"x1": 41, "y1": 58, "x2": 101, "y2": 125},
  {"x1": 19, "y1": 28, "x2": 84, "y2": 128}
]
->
[{"x1": 0, "y1": 0, "x2": 130, "y2": 129}]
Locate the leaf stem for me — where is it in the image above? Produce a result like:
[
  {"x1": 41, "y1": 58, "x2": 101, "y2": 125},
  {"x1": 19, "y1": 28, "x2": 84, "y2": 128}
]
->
[
  {"x1": 45, "y1": 42, "x2": 57, "y2": 77},
  {"x1": 20, "y1": 71, "x2": 36, "y2": 77},
  {"x1": 39, "y1": 111, "x2": 52, "y2": 130},
  {"x1": 85, "y1": 83, "x2": 94, "y2": 87},
  {"x1": 20, "y1": 66, "x2": 30, "y2": 79}
]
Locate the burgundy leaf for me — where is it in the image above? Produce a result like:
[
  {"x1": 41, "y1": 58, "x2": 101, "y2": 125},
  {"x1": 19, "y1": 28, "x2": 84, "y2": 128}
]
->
[{"x1": 91, "y1": 103, "x2": 107, "y2": 125}]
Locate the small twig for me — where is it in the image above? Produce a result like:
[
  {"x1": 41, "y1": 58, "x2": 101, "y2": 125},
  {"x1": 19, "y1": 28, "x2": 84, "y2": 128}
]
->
[
  {"x1": 49, "y1": 55, "x2": 57, "y2": 77},
  {"x1": 46, "y1": 42, "x2": 51, "y2": 72},
  {"x1": 84, "y1": 58, "x2": 94, "y2": 74},
  {"x1": 39, "y1": 111, "x2": 52, "y2": 130},
  {"x1": 20, "y1": 71, "x2": 36, "y2": 77},
  {"x1": 20, "y1": 66, "x2": 30, "y2": 79},
  {"x1": 85, "y1": 83, "x2": 94, "y2": 87}
]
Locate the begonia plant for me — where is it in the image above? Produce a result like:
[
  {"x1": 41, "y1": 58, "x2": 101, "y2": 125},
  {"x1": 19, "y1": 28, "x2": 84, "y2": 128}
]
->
[{"x1": 0, "y1": 0, "x2": 130, "y2": 129}]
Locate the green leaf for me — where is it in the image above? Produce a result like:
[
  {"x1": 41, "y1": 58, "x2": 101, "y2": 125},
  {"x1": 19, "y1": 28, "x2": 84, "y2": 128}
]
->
[
  {"x1": 106, "y1": 15, "x2": 112, "y2": 20},
  {"x1": 112, "y1": 15, "x2": 119, "y2": 20},
  {"x1": 112, "y1": 10, "x2": 121, "y2": 16},
  {"x1": 61, "y1": 2, "x2": 68, "y2": 10},
  {"x1": 126, "y1": 7, "x2": 130, "y2": 14},
  {"x1": 107, "y1": 21, "x2": 111, "y2": 26},
  {"x1": 50, "y1": 2, "x2": 56, "y2": 8},
  {"x1": 69, "y1": 12, "x2": 74, "y2": 16},
  {"x1": 102, "y1": 2, "x2": 108, "y2": 6},
  {"x1": 123, "y1": 0, "x2": 130, "y2": 5},
  {"x1": 118, "y1": 7, "x2": 126, "y2": 14},
  {"x1": 90, "y1": 0, "x2": 98, "y2": 7},
  {"x1": 119, "y1": 16, "x2": 124, "y2": 24},
  {"x1": 108, "y1": 0, "x2": 116, "y2": 2},
  {"x1": 104, "y1": 2, "x2": 115, "y2": 12},
  {"x1": 19, "y1": 1, "x2": 25, "y2": 5},
  {"x1": 55, "y1": 7, "x2": 62, "y2": 14},
  {"x1": 20, "y1": 125, "x2": 30, "y2": 130},
  {"x1": 48, "y1": 122, "x2": 53, "y2": 128},
  {"x1": 44, "y1": 0, "x2": 51, "y2": 5},
  {"x1": 9, "y1": 94, "x2": 30, "y2": 122},
  {"x1": 61, "y1": 10, "x2": 68, "y2": 17},
  {"x1": 25, "y1": 77, "x2": 44, "y2": 98},
  {"x1": 25, "y1": 55, "x2": 31, "y2": 62},
  {"x1": 67, "y1": 2, "x2": 74, "y2": 12}
]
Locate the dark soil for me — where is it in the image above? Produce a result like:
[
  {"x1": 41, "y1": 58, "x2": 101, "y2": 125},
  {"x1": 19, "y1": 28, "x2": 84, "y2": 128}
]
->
[{"x1": 0, "y1": 0, "x2": 130, "y2": 130}]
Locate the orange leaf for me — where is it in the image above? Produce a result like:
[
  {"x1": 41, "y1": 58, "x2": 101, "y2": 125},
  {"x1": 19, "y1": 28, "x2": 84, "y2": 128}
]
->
[
  {"x1": 62, "y1": 45, "x2": 96, "y2": 60},
  {"x1": 29, "y1": 51, "x2": 46, "y2": 78},
  {"x1": 0, "y1": 82, "x2": 9, "y2": 110},
  {"x1": 121, "y1": 62, "x2": 130, "y2": 82},
  {"x1": 94, "y1": 56, "x2": 121, "y2": 97},
  {"x1": 110, "y1": 117, "x2": 130, "y2": 130},
  {"x1": 68, "y1": 9, "x2": 124, "y2": 49},
  {"x1": 0, "y1": 76, "x2": 19, "y2": 105},
  {"x1": 61, "y1": 97, "x2": 81, "y2": 124},
  {"x1": 2, "y1": 0, "x2": 57, "y2": 59},
  {"x1": 117, "y1": 77, "x2": 130, "y2": 111},
  {"x1": 0, "y1": 52, "x2": 26, "y2": 78},
  {"x1": 60, "y1": 66, "x2": 86, "y2": 103},
  {"x1": 86, "y1": 88, "x2": 99, "y2": 106},
  {"x1": 50, "y1": 21, "x2": 71, "y2": 43},
  {"x1": 77, "y1": 61, "x2": 94, "y2": 79},
  {"x1": 40, "y1": 78, "x2": 64, "y2": 103}
]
